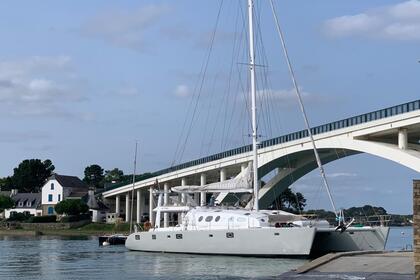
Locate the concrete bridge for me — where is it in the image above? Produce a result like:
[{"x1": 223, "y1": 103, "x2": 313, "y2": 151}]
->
[{"x1": 102, "y1": 99, "x2": 420, "y2": 226}]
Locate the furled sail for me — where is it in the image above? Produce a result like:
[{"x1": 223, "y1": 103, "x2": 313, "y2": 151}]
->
[{"x1": 172, "y1": 166, "x2": 252, "y2": 193}]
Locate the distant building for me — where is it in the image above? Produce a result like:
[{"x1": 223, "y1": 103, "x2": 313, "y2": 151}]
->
[
  {"x1": 84, "y1": 189, "x2": 109, "y2": 222},
  {"x1": 4, "y1": 192, "x2": 42, "y2": 219},
  {"x1": 41, "y1": 174, "x2": 89, "y2": 215}
]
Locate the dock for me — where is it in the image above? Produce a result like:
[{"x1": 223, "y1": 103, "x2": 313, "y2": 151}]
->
[{"x1": 279, "y1": 250, "x2": 414, "y2": 279}]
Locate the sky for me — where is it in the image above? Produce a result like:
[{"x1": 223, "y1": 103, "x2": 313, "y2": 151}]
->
[{"x1": 0, "y1": 0, "x2": 419, "y2": 214}]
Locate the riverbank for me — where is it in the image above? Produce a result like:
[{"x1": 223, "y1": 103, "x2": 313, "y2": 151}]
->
[{"x1": 0, "y1": 223, "x2": 130, "y2": 237}]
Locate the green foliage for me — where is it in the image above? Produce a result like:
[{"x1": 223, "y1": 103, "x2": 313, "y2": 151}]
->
[
  {"x1": 11, "y1": 159, "x2": 55, "y2": 192},
  {"x1": 0, "y1": 177, "x2": 14, "y2": 191},
  {"x1": 83, "y1": 164, "x2": 105, "y2": 189},
  {"x1": 272, "y1": 187, "x2": 307, "y2": 213},
  {"x1": 60, "y1": 214, "x2": 90, "y2": 223},
  {"x1": 28, "y1": 215, "x2": 57, "y2": 223},
  {"x1": 7, "y1": 212, "x2": 32, "y2": 222},
  {"x1": 0, "y1": 195, "x2": 14, "y2": 211},
  {"x1": 55, "y1": 199, "x2": 89, "y2": 216},
  {"x1": 104, "y1": 168, "x2": 124, "y2": 183}
]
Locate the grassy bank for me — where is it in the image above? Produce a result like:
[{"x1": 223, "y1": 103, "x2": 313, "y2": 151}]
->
[{"x1": 0, "y1": 222, "x2": 132, "y2": 237}]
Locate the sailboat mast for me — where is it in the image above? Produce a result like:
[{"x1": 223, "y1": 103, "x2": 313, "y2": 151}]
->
[
  {"x1": 248, "y1": 0, "x2": 259, "y2": 211},
  {"x1": 129, "y1": 141, "x2": 138, "y2": 234}
]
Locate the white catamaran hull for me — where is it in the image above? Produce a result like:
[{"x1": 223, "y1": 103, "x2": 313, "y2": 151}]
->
[
  {"x1": 126, "y1": 227, "x2": 316, "y2": 256},
  {"x1": 311, "y1": 226, "x2": 390, "y2": 254}
]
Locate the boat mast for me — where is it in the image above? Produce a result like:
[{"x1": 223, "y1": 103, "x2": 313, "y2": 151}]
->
[
  {"x1": 248, "y1": 0, "x2": 259, "y2": 211},
  {"x1": 129, "y1": 141, "x2": 138, "y2": 234}
]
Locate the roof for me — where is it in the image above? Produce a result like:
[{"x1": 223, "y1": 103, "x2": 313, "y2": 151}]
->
[
  {"x1": 82, "y1": 192, "x2": 109, "y2": 211},
  {"x1": 49, "y1": 174, "x2": 89, "y2": 198},
  {"x1": 12, "y1": 193, "x2": 41, "y2": 209}
]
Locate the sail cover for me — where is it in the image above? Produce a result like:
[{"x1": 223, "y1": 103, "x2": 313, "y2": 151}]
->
[{"x1": 172, "y1": 166, "x2": 252, "y2": 193}]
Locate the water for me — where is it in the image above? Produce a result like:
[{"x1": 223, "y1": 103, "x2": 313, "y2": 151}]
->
[{"x1": 0, "y1": 227, "x2": 412, "y2": 280}]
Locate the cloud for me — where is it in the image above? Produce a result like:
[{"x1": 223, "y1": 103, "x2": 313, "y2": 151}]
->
[
  {"x1": 174, "y1": 84, "x2": 191, "y2": 98},
  {"x1": 327, "y1": 172, "x2": 358, "y2": 178},
  {"x1": 0, "y1": 131, "x2": 50, "y2": 143},
  {"x1": 323, "y1": 0, "x2": 420, "y2": 40},
  {"x1": 81, "y1": 4, "x2": 170, "y2": 51},
  {"x1": 0, "y1": 56, "x2": 87, "y2": 119}
]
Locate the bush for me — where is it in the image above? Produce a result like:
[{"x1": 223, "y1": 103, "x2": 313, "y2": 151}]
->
[
  {"x1": 28, "y1": 215, "x2": 57, "y2": 223},
  {"x1": 55, "y1": 199, "x2": 89, "y2": 216},
  {"x1": 60, "y1": 213, "x2": 91, "y2": 223},
  {"x1": 7, "y1": 212, "x2": 31, "y2": 222}
]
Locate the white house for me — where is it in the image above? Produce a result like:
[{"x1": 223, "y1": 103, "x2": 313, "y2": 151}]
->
[
  {"x1": 5, "y1": 192, "x2": 42, "y2": 219},
  {"x1": 41, "y1": 174, "x2": 89, "y2": 215}
]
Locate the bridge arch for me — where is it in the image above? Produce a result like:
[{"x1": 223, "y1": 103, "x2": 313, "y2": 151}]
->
[{"x1": 257, "y1": 138, "x2": 420, "y2": 209}]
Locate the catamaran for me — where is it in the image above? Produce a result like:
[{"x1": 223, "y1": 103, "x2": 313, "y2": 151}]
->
[{"x1": 125, "y1": 0, "x2": 389, "y2": 256}]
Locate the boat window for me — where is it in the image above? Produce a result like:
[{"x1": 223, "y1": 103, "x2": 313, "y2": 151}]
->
[
  {"x1": 167, "y1": 235, "x2": 171, "y2": 238},
  {"x1": 209, "y1": 234, "x2": 213, "y2": 237},
  {"x1": 226, "y1": 232, "x2": 234, "y2": 238},
  {"x1": 152, "y1": 235, "x2": 156, "y2": 240},
  {"x1": 176, "y1": 234, "x2": 183, "y2": 239},
  {"x1": 274, "y1": 233, "x2": 279, "y2": 236},
  {"x1": 198, "y1": 216, "x2": 203, "y2": 222},
  {"x1": 215, "y1": 216, "x2": 221, "y2": 222},
  {"x1": 205, "y1": 216, "x2": 213, "y2": 222},
  {"x1": 260, "y1": 219, "x2": 265, "y2": 222},
  {"x1": 135, "y1": 235, "x2": 140, "y2": 240},
  {"x1": 244, "y1": 213, "x2": 251, "y2": 216}
]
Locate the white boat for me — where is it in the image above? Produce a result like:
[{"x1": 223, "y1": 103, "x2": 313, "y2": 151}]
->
[{"x1": 126, "y1": 0, "x2": 389, "y2": 256}]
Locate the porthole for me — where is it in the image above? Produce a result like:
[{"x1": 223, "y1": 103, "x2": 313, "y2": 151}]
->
[
  {"x1": 176, "y1": 234, "x2": 183, "y2": 239},
  {"x1": 135, "y1": 235, "x2": 140, "y2": 240},
  {"x1": 209, "y1": 234, "x2": 213, "y2": 237},
  {"x1": 167, "y1": 235, "x2": 171, "y2": 238},
  {"x1": 205, "y1": 216, "x2": 213, "y2": 222},
  {"x1": 215, "y1": 216, "x2": 221, "y2": 222},
  {"x1": 198, "y1": 216, "x2": 204, "y2": 222},
  {"x1": 226, "y1": 232, "x2": 234, "y2": 238}
]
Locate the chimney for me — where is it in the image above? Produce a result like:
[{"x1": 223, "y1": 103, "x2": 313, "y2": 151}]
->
[{"x1": 10, "y1": 189, "x2": 18, "y2": 196}]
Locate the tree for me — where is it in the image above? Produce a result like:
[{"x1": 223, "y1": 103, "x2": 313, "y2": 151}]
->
[
  {"x1": 11, "y1": 159, "x2": 55, "y2": 192},
  {"x1": 0, "y1": 177, "x2": 14, "y2": 191},
  {"x1": 83, "y1": 164, "x2": 104, "y2": 189},
  {"x1": 104, "y1": 168, "x2": 124, "y2": 183},
  {"x1": 0, "y1": 195, "x2": 14, "y2": 211},
  {"x1": 273, "y1": 187, "x2": 307, "y2": 213},
  {"x1": 55, "y1": 199, "x2": 89, "y2": 216}
]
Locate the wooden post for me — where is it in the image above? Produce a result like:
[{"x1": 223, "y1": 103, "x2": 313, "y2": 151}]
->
[{"x1": 413, "y1": 180, "x2": 420, "y2": 278}]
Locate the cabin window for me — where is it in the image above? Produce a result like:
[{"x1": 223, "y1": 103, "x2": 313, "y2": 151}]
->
[
  {"x1": 205, "y1": 216, "x2": 213, "y2": 222},
  {"x1": 244, "y1": 213, "x2": 251, "y2": 216},
  {"x1": 260, "y1": 219, "x2": 265, "y2": 222},
  {"x1": 51, "y1": 183, "x2": 54, "y2": 190},
  {"x1": 215, "y1": 216, "x2": 221, "y2": 222},
  {"x1": 152, "y1": 235, "x2": 156, "y2": 240},
  {"x1": 176, "y1": 234, "x2": 183, "y2": 239},
  {"x1": 167, "y1": 235, "x2": 171, "y2": 238},
  {"x1": 198, "y1": 216, "x2": 203, "y2": 222},
  {"x1": 274, "y1": 233, "x2": 280, "y2": 236},
  {"x1": 226, "y1": 232, "x2": 234, "y2": 238},
  {"x1": 209, "y1": 234, "x2": 213, "y2": 237},
  {"x1": 135, "y1": 235, "x2": 140, "y2": 240}
]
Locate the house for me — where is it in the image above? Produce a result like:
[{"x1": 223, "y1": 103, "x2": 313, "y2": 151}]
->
[
  {"x1": 41, "y1": 174, "x2": 89, "y2": 215},
  {"x1": 4, "y1": 192, "x2": 42, "y2": 219},
  {"x1": 84, "y1": 189, "x2": 109, "y2": 222}
]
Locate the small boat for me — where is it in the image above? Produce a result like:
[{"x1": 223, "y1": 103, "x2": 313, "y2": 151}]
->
[{"x1": 99, "y1": 234, "x2": 127, "y2": 246}]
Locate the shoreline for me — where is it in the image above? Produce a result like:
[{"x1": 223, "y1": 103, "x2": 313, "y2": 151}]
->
[{"x1": 0, "y1": 229, "x2": 130, "y2": 237}]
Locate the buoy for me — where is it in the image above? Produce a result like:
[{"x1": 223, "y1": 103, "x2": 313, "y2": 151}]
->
[{"x1": 102, "y1": 241, "x2": 110, "y2": 246}]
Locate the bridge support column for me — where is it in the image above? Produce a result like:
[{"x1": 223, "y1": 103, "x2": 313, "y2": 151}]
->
[
  {"x1": 200, "y1": 173, "x2": 206, "y2": 206},
  {"x1": 164, "y1": 183, "x2": 169, "y2": 227},
  {"x1": 241, "y1": 163, "x2": 248, "y2": 172},
  {"x1": 125, "y1": 193, "x2": 130, "y2": 223},
  {"x1": 149, "y1": 187, "x2": 155, "y2": 227},
  {"x1": 136, "y1": 190, "x2": 141, "y2": 224},
  {"x1": 181, "y1": 178, "x2": 187, "y2": 223},
  {"x1": 220, "y1": 168, "x2": 226, "y2": 181},
  {"x1": 398, "y1": 128, "x2": 408, "y2": 150},
  {"x1": 115, "y1": 195, "x2": 120, "y2": 217}
]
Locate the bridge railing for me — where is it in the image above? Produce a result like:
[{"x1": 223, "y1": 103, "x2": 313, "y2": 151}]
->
[{"x1": 102, "y1": 99, "x2": 420, "y2": 193}]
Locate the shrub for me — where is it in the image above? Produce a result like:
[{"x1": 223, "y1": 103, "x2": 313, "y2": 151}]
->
[
  {"x1": 55, "y1": 199, "x2": 89, "y2": 216},
  {"x1": 7, "y1": 212, "x2": 31, "y2": 222},
  {"x1": 60, "y1": 213, "x2": 91, "y2": 223},
  {"x1": 28, "y1": 215, "x2": 57, "y2": 223}
]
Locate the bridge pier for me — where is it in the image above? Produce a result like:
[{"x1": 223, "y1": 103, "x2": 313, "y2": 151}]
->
[
  {"x1": 136, "y1": 190, "x2": 141, "y2": 223},
  {"x1": 200, "y1": 173, "x2": 207, "y2": 206},
  {"x1": 149, "y1": 187, "x2": 154, "y2": 227},
  {"x1": 399, "y1": 128, "x2": 408, "y2": 150},
  {"x1": 115, "y1": 195, "x2": 120, "y2": 217},
  {"x1": 164, "y1": 183, "x2": 169, "y2": 227},
  {"x1": 181, "y1": 178, "x2": 187, "y2": 223},
  {"x1": 125, "y1": 193, "x2": 130, "y2": 223}
]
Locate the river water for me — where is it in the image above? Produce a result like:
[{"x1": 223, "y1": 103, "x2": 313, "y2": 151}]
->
[{"x1": 0, "y1": 227, "x2": 412, "y2": 280}]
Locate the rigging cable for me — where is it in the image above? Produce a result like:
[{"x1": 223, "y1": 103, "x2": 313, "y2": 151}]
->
[{"x1": 269, "y1": 0, "x2": 338, "y2": 216}]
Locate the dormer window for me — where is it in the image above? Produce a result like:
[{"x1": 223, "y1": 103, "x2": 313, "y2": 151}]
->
[
  {"x1": 51, "y1": 183, "x2": 54, "y2": 190},
  {"x1": 27, "y1": 201, "x2": 31, "y2": 207},
  {"x1": 18, "y1": 201, "x2": 23, "y2": 207}
]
